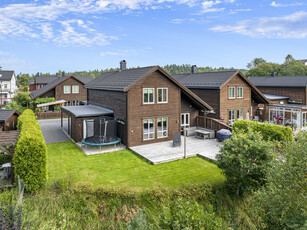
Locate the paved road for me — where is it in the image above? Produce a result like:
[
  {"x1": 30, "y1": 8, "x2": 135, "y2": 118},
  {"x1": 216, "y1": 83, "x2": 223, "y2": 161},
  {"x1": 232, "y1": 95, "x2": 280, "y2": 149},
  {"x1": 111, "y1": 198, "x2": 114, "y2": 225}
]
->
[{"x1": 38, "y1": 119, "x2": 69, "y2": 144}]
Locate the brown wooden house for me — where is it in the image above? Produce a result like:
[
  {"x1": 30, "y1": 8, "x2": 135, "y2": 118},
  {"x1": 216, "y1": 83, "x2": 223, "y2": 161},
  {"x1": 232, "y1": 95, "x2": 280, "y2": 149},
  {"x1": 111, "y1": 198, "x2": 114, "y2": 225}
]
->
[
  {"x1": 249, "y1": 76, "x2": 307, "y2": 128},
  {"x1": 29, "y1": 75, "x2": 93, "y2": 106},
  {"x1": 173, "y1": 67, "x2": 269, "y2": 125},
  {"x1": 0, "y1": 109, "x2": 20, "y2": 131},
  {"x1": 78, "y1": 62, "x2": 213, "y2": 147}
]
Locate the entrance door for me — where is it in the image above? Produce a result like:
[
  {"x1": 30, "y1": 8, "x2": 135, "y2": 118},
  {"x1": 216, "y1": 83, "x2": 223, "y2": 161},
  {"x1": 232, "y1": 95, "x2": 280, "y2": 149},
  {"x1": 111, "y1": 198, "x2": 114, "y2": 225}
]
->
[{"x1": 181, "y1": 113, "x2": 190, "y2": 130}]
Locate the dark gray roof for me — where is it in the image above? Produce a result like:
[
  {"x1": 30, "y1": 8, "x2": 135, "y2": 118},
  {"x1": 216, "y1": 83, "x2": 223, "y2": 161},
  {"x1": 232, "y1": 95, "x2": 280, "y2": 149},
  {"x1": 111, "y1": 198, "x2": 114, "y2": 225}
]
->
[
  {"x1": 0, "y1": 71, "x2": 14, "y2": 81},
  {"x1": 263, "y1": 93, "x2": 290, "y2": 100},
  {"x1": 0, "y1": 109, "x2": 19, "y2": 122},
  {"x1": 30, "y1": 75, "x2": 91, "y2": 99},
  {"x1": 61, "y1": 105, "x2": 113, "y2": 117},
  {"x1": 172, "y1": 71, "x2": 238, "y2": 89},
  {"x1": 34, "y1": 75, "x2": 58, "y2": 84},
  {"x1": 74, "y1": 76, "x2": 93, "y2": 84},
  {"x1": 248, "y1": 76, "x2": 307, "y2": 87},
  {"x1": 84, "y1": 66, "x2": 156, "y2": 91}
]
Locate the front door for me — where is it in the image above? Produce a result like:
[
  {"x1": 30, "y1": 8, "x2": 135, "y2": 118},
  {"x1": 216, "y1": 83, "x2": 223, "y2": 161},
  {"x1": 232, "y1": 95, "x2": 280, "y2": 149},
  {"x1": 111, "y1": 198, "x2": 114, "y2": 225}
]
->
[{"x1": 181, "y1": 113, "x2": 190, "y2": 130}]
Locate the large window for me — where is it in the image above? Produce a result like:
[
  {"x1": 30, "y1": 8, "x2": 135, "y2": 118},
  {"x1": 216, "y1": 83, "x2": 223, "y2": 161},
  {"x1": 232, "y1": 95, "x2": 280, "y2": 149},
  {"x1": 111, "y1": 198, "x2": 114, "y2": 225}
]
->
[
  {"x1": 229, "y1": 110, "x2": 235, "y2": 124},
  {"x1": 4, "y1": 84, "x2": 7, "y2": 89},
  {"x1": 72, "y1": 85, "x2": 79, "y2": 94},
  {"x1": 228, "y1": 86, "x2": 235, "y2": 99},
  {"x1": 157, "y1": 88, "x2": 168, "y2": 103},
  {"x1": 143, "y1": 119, "x2": 155, "y2": 140},
  {"x1": 237, "y1": 108, "x2": 243, "y2": 120},
  {"x1": 237, "y1": 86, "x2": 243, "y2": 98},
  {"x1": 303, "y1": 112, "x2": 307, "y2": 128},
  {"x1": 64, "y1": 85, "x2": 71, "y2": 94},
  {"x1": 143, "y1": 88, "x2": 154, "y2": 104},
  {"x1": 157, "y1": 118, "x2": 168, "y2": 138}
]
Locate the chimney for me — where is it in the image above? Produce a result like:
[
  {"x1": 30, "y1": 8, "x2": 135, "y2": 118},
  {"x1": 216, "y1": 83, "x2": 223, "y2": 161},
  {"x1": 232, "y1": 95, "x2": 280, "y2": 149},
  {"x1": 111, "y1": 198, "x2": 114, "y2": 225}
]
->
[
  {"x1": 62, "y1": 71, "x2": 65, "y2": 77},
  {"x1": 191, "y1": 65, "x2": 197, "y2": 74},
  {"x1": 120, "y1": 60, "x2": 126, "y2": 71},
  {"x1": 271, "y1": 71, "x2": 276, "y2": 77}
]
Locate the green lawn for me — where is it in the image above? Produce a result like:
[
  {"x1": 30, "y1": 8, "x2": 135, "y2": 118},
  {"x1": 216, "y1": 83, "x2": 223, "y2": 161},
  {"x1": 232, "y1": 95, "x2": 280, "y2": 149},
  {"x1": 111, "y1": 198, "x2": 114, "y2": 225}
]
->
[{"x1": 47, "y1": 141, "x2": 225, "y2": 190}]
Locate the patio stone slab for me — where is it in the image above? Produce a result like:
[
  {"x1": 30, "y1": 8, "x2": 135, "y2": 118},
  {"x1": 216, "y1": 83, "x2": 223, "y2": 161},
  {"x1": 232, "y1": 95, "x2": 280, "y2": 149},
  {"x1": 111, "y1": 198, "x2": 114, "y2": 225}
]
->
[{"x1": 130, "y1": 136, "x2": 222, "y2": 164}]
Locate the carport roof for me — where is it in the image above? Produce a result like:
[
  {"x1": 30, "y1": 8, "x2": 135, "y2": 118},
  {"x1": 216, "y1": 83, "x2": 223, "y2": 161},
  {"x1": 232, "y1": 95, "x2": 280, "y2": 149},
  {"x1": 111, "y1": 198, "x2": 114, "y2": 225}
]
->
[{"x1": 61, "y1": 105, "x2": 113, "y2": 117}]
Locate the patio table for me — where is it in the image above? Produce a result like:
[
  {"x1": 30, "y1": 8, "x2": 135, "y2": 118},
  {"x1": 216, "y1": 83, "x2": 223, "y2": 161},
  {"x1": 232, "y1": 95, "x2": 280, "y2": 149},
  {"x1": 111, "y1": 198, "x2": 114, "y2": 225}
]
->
[{"x1": 195, "y1": 130, "x2": 210, "y2": 139}]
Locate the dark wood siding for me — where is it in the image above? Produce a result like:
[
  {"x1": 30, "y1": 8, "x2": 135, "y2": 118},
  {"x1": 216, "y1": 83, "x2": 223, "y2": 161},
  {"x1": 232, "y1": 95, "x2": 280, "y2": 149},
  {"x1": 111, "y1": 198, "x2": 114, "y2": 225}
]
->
[
  {"x1": 88, "y1": 89, "x2": 127, "y2": 120},
  {"x1": 40, "y1": 88, "x2": 55, "y2": 98},
  {"x1": 181, "y1": 94, "x2": 199, "y2": 127},
  {"x1": 87, "y1": 89, "x2": 127, "y2": 145},
  {"x1": 1, "y1": 113, "x2": 19, "y2": 131},
  {"x1": 190, "y1": 88, "x2": 220, "y2": 119},
  {"x1": 256, "y1": 86, "x2": 307, "y2": 105}
]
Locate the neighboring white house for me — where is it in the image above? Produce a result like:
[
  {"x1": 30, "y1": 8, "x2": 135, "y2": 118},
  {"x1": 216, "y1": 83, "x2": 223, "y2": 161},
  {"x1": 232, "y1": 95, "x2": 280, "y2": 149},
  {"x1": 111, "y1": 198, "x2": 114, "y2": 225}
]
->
[
  {"x1": 0, "y1": 70, "x2": 18, "y2": 106},
  {"x1": 297, "y1": 59, "x2": 307, "y2": 65}
]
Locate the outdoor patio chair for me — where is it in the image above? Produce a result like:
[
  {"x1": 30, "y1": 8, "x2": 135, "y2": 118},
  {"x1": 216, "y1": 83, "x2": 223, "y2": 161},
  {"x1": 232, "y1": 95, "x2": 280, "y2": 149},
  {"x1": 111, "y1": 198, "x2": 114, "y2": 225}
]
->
[{"x1": 173, "y1": 132, "x2": 181, "y2": 147}]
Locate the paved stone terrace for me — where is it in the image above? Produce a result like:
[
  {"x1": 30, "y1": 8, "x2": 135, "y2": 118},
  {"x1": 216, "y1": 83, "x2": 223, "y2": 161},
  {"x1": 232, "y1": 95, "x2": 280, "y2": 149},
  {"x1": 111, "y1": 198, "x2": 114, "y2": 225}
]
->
[
  {"x1": 130, "y1": 136, "x2": 222, "y2": 164},
  {"x1": 38, "y1": 118, "x2": 69, "y2": 144}
]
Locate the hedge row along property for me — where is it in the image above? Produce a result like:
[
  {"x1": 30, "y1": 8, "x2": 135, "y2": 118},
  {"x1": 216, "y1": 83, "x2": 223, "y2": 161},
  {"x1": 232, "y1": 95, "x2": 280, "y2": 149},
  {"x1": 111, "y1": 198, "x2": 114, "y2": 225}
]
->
[
  {"x1": 14, "y1": 109, "x2": 47, "y2": 192},
  {"x1": 232, "y1": 120, "x2": 293, "y2": 143}
]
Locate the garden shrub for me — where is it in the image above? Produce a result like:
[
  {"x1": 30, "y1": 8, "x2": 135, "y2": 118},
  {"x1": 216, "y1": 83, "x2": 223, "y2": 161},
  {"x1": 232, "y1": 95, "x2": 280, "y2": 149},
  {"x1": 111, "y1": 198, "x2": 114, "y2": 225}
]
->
[
  {"x1": 217, "y1": 130, "x2": 273, "y2": 196},
  {"x1": 14, "y1": 109, "x2": 47, "y2": 192},
  {"x1": 159, "y1": 198, "x2": 222, "y2": 230},
  {"x1": 127, "y1": 209, "x2": 154, "y2": 230},
  {"x1": 0, "y1": 154, "x2": 11, "y2": 165},
  {"x1": 249, "y1": 136, "x2": 307, "y2": 229},
  {"x1": 232, "y1": 120, "x2": 293, "y2": 143}
]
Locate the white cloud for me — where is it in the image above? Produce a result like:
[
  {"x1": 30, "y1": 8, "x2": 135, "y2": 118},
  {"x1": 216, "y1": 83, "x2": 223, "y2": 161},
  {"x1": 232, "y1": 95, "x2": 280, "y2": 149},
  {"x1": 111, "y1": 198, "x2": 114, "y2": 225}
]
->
[
  {"x1": 171, "y1": 18, "x2": 185, "y2": 24},
  {"x1": 229, "y1": 8, "x2": 251, "y2": 14},
  {"x1": 0, "y1": 0, "x2": 204, "y2": 46},
  {"x1": 197, "y1": 0, "x2": 236, "y2": 14},
  {"x1": 210, "y1": 11, "x2": 307, "y2": 39},
  {"x1": 0, "y1": 51, "x2": 27, "y2": 70},
  {"x1": 270, "y1": 1, "x2": 303, "y2": 7}
]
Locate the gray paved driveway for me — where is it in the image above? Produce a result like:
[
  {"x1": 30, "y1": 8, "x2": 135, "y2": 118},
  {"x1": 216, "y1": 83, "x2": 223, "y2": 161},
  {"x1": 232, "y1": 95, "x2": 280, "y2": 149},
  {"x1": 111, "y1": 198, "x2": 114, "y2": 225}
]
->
[{"x1": 38, "y1": 119, "x2": 69, "y2": 144}]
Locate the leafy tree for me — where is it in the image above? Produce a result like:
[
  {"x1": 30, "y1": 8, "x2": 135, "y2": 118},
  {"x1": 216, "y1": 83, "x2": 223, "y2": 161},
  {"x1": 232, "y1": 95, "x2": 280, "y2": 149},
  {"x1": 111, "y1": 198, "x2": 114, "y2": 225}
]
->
[
  {"x1": 159, "y1": 198, "x2": 222, "y2": 230},
  {"x1": 250, "y1": 131, "x2": 307, "y2": 229},
  {"x1": 246, "y1": 54, "x2": 307, "y2": 77},
  {"x1": 284, "y1": 54, "x2": 295, "y2": 63},
  {"x1": 216, "y1": 130, "x2": 273, "y2": 196},
  {"x1": 247, "y1": 58, "x2": 266, "y2": 69},
  {"x1": 246, "y1": 62, "x2": 280, "y2": 77},
  {"x1": 12, "y1": 92, "x2": 31, "y2": 107},
  {"x1": 17, "y1": 73, "x2": 32, "y2": 87}
]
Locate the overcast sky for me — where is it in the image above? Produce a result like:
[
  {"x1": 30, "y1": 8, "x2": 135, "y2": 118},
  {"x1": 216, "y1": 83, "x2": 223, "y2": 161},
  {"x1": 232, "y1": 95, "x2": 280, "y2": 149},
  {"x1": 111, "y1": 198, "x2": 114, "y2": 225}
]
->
[{"x1": 0, "y1": 0, "x2": 306, "y2": 74}]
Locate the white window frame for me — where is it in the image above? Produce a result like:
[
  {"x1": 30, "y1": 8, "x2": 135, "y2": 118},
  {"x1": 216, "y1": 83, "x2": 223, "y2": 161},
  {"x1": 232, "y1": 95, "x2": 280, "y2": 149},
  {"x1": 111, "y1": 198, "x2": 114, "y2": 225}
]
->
[
  {"x1": 237, "y1": 86, "x2": 243, "y2": 98},
  {"x1": 63, "y1": 85, "x2": 71, "y2": 94},
  {"x1": 228, "y1": 86, "x2": 235, "y2": 99},
  {"x1": 229, "y1": 109, "x2": 235, "y2": 125},
  {"x1": 72, "y1": 85, "x2": 79, "y2": 94},
  {"x1": 237, "y1": 109, "x2": 243, "y2": 120},
  {"x1": 143, "y1": 88, "x2": 155, "y2": 104},
  {"x1": 157, "y1": 117, "x2": 168, "y2": 138},
  {"x1": 157, "y1": 88, "x2": 168, "y2": 103},
  {"x1": 143, "y1": 119, "x2": 155, "y2": 140},
  {"x1": 181, "y1": 113, "x2": 190, "y2": 130}
]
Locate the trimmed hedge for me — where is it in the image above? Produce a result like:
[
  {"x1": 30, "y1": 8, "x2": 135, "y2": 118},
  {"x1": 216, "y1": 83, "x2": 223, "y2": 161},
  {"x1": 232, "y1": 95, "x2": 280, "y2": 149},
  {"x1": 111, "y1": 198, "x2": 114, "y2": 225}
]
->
[
  {"x1": 232, "y1": 120, "x2": 293, "y2": 142},
  {"x1": 14, "y1": 109, "x2": 47, "y2": 192}
]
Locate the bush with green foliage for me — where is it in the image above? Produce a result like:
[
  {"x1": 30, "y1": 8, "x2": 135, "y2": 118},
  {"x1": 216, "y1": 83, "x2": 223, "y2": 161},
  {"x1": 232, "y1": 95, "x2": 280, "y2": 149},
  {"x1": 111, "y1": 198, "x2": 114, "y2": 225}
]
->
[
  {"x1": 0, "y1": 202, "x2": 24, "y2": 229},
  {"x1": 127, "y1": 209, "x2": 154, "y2": 230},
  {"x1": 0, "y1": 154, "x2": 11, "y2": 165},
  {"x1": 35, "y1": 97, "x2": 55, "y2": 104},
  {"x1": 232, "y1": 120, "x2": 293, "y2": 143},
  {"x1": 14, "y1": 109, "x2": 47, "y2": 192},
  {"x1": 159, "y1": 198, "x2": 222, "y2": 230},
  {"x1": 217, "y1": 130, "x2": 273, "y2": 196},
  {"x1": 250, "y1": 131, "x2": 307, "y2": 229}
]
